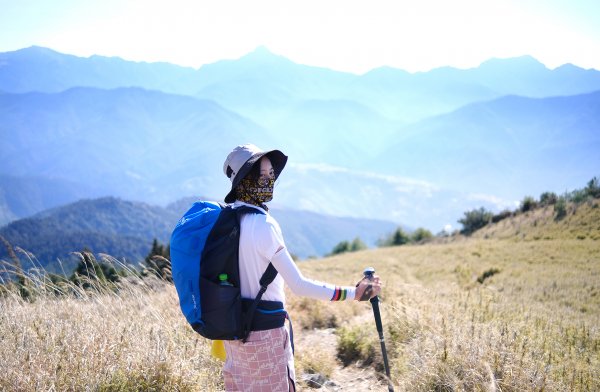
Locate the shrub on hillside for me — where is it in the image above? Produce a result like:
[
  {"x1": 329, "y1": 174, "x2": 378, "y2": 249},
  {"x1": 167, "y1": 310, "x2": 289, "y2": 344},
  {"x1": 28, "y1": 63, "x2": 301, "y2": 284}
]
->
[
  {"x1": 329, "y1": 237, "x2": 367, "y2": 256},
  {"x1": 570, "y1": 189, "x2": 589, "y2": 204},
  {"x1": 554, "y1": 196, "x2": 567, "y2": 220},
  {"x1": 458, "y1": 207, "x2": 493, "y2": 235},
  {"x1": 520, "y1": 196, "x2": 538, "y2": 213},
  {"x1": 350, "y1": 237, "x2": 367, "y2": 252},
  {"x1": 539, "y1": 192, "x2": 558, "y2": 206},
  {"x1": 378, "y1": 227, "x2": 411, "y2": 247},
  {"x1": 491, "y1": 209, "x2": 512, "y2": 223},
  {"x1": 411, "y1": 227, "x2": 433, "y2": 243},
  {"x1": 477, "y1": 267, "x2": 500, "y2": 284},
  {"x1": 585, "y1": 177, "x2": 600, "y2": 198},
  {"x1": 330, "y1": 241, "x2": 351, "y2": 255}
]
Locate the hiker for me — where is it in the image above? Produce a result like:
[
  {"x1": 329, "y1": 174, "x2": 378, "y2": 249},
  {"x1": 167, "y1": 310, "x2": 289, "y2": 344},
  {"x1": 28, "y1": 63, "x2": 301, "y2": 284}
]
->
[{"x1": 221, "y1": 144, "x2": 382, "y2": 391}]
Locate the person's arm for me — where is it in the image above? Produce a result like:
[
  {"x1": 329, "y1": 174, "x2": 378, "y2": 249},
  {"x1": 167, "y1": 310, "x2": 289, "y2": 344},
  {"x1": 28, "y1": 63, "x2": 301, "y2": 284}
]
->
[
  {"x1": 259, "y1": 217, "x2": 380, "y2": 301},
  {"x1": 271, "y1": 246, "x2": 370, "y2": 301}
]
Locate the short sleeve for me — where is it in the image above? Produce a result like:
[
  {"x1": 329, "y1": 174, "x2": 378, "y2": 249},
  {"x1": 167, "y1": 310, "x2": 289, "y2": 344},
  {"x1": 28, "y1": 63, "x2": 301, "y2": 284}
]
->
[{"x1": 255, "y1": 216, "x2": 286, "y2": 261}]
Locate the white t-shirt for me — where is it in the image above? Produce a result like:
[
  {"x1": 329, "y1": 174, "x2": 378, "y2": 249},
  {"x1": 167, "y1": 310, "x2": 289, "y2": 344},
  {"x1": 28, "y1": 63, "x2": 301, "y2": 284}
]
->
[{"x1": 234, "y1": 201, "x2": 356, "y2": 304}]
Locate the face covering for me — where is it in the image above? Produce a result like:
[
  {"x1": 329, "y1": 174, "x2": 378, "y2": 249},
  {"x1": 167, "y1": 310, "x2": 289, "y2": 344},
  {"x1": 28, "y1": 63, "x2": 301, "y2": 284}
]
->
[{"x1": 235, "y1": 176, "x2": 275, "y2": 207}]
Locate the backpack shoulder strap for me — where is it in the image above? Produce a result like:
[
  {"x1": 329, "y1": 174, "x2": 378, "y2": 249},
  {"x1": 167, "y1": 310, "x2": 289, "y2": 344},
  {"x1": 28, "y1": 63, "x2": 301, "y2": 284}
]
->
[
  {"x1": 242, "y1": 262, "x2": 278, "y2": 341},
  {"x1": 230, "y1": 204, "x2": 280, "y2": 340},
  {"x1": 242, "y1": 262, "x2": 278, "y2": 343},
  {"x1": 259, "y1": 262, "x2": 278, "y2": 287}
]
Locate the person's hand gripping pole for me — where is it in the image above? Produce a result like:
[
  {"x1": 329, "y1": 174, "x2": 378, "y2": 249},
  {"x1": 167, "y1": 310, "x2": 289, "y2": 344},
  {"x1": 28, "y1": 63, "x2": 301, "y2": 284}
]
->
[{"x1": 362, "y1": 267, "x2": 394, "y2": 392}]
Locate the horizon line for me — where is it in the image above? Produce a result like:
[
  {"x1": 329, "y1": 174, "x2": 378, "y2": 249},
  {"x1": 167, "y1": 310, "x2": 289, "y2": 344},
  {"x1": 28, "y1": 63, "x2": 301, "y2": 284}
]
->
[{"x1": 2, "y1": 44, "x2": 598, "y2": 75}]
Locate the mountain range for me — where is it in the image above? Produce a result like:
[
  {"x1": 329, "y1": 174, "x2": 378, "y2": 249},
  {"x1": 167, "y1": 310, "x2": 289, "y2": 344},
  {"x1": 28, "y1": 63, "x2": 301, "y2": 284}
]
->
[
  {"x1": 1, "y1": 45, "x2": 599, "y2": 232},
  {"x1": 0, "y1": 197, "x2": 397, "y2": 272}
]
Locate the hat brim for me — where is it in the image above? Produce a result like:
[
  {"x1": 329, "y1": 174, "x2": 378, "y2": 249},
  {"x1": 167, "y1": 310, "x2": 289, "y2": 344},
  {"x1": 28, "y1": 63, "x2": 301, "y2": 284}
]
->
[{"x1": 224, "y1": 149, "x2": 288, "y2": 203}]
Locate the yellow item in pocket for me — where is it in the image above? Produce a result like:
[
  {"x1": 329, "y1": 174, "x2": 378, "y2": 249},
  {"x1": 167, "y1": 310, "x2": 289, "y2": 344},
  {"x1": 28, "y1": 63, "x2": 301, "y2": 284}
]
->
[{"x1": 211, "y1": 340, "x2": 226, "y2": 361}]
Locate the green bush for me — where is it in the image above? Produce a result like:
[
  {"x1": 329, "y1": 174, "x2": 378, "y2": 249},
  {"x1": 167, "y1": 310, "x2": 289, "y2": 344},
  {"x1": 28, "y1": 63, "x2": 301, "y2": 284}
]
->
[
  {"x1": 458, "y1": 207, "x2": 493, "y2": 235},
  {"x1": 330, "y1": 241, "x2": 351, "y2": 255},
  {"x1": 329, "y1": 237, "x2": 367, "y2": 256},
  {"x1": 520, "y1": 196, "x2": 538, "y2": 213},
  {"x1": 491, "y1": 209, "x2": 512, "y2": 223},
  {"x1": 411, "y1": 227, "x2": 433, "y2": 243},
  {"x1": 570, "y1": 189, "x2": 588, "y2": 204},
  {"x1": 336, "y1": 325, "x2": 377, "y2": 367},
  {"x1": 350, "y1": 237, "x2": 367, "y2": 252},
  {"x1": 477, "y1": 268, "x2": 500, "y2": 284},
  {"x1": 539, "y1": 192, "x2": 558, "y2": 206},
  {"x1": 585, "y1": 177, "x2": 600, "y2": 198},
  {"x1": 379, "y1": 227, "x2": 411, "y2": 247},
  {"x1": 554, "y1": 196, "x2": 567, "y2": 220}
]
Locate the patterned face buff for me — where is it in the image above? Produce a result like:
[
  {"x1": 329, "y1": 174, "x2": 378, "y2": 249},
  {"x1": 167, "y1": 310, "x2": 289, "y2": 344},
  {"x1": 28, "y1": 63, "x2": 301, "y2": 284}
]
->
[{"x1": 235, "y1": 176, "x2": 275, "y2": 206}]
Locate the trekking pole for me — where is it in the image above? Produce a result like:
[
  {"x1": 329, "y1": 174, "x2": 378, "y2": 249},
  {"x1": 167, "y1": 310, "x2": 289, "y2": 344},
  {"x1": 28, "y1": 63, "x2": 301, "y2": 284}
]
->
[{"x1": 363, "y1": 267, "x2": 394, "y2": 392}]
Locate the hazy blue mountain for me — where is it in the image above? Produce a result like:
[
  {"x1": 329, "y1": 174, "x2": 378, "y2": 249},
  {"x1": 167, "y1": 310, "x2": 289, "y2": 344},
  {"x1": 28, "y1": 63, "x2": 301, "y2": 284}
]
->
[
  {"x1": 195, "y1": 52, "x2": 600, "y2": 124},
  {"x1": 194, "y1": 47, "x2": 356, "y2": 125},
  {"x1": 2, "y1": 46, "x2": 600, "y2": 231},
  {"x1": 0, "y1": 197, "x2": 398, "y2": 272},
  {"x1": 194, "y1": 46, "x2": 353, "y2": 93},
  {"x1": 1, "y1": 86, "x2": 599, "y2": 231},
  {"x1": 270, "y1": 99, "x2": 400, "y2": 166},
  {"x1": 0, "y1": 175, "x2": 103, "y2": 226},
  {"x1": 341, "y1": 66, "x2": 500, "y2": 122},
  {"x1": 0, "y1": 87, "x2": 276, "y2": 207},
  {"x1": 0, "y1": 46, "x2": 203, "y2": 95},
  {"x1": 374, "y1": 91, "x2": 600, "y2": 199},
  {"x1": 3, "y1": 46, "x2": 600, "y2": 125},
  {"x1": 469, "y1": 56, "x2": 600, "y2": 97},
  {"x1": 273, "y1": 163, "x2": 492, "y2": 232}
]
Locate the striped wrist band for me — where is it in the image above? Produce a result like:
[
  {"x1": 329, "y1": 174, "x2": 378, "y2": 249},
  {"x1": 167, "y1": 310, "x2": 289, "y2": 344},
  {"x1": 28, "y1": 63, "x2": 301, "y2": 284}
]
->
[{"x1": 331, "y1": 287, "x2": 348, "y2": 301}]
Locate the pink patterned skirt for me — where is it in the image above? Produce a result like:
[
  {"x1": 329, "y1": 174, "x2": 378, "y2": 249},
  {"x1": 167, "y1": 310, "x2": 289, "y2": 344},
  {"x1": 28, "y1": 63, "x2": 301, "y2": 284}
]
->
[{"x1": 223, "y1": 326, "x2": 295, "y2": 392}]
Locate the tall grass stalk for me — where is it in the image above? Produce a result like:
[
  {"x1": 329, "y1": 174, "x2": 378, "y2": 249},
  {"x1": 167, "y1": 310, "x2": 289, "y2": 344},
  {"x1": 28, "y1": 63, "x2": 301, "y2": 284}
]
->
[
  {"x1": 300, "y1": 237, "x2": 599, "y2": 391},
  {"x1": 0, "y1": 263, "x2": 221, "y2": 391}
]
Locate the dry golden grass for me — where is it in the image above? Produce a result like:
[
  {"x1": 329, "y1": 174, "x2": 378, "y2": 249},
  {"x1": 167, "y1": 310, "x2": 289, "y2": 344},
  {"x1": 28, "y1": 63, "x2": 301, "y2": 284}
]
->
[
  {"x1": 298, "y1": 236, "x2": 599, "y2": 391},
  {"x1": 1, "y1": 203, "x2": 598, "y2": 391},
  {"x1": 0, "y1": 275, "x2": 222, "y2": 391},
  {"x1": 472, "y1": 199, "x2": 600, "y2": 241}
]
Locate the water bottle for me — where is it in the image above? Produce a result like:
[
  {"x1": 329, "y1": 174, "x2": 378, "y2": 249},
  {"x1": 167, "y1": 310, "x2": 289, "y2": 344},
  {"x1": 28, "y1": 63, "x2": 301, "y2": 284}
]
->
[{"x1": 219, "y1": 273, "x2": 233, "y2": 286}]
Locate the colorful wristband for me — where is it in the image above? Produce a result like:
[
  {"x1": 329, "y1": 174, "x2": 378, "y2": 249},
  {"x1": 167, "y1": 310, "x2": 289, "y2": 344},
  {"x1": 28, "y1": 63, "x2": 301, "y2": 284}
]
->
[{"x1": 331, "y1": 286, "x2": 348, "y2": 301}]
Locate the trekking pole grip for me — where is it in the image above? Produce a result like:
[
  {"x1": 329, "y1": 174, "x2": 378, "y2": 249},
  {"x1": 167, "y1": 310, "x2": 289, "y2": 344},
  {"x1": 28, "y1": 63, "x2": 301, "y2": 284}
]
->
[
  {"x1": 363, "y1": 266, "x2": 377, "y2": 301},
  {"x1": 363, "y1": 267, "x2": 382, "y2": 326},
  {"x1": 363, "y1": 267, "x2": 394, "y2": 392}
]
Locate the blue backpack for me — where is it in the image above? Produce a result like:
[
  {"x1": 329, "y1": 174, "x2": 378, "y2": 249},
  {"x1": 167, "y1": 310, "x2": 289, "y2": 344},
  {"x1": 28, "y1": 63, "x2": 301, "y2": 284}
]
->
[{"x1": 170, "y1": 201, "x2": 280, "y2": 340}]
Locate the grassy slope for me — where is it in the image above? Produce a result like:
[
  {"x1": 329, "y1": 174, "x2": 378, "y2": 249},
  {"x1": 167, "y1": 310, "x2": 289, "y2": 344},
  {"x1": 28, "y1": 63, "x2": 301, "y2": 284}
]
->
[
  {"x1": 0, "y1": 276, "x2": 223, "y2": 391},
  {"x1": 294, "y1": 200, "x2": 600, "y2": 390},
  {"x1": 471, "y1": 200, "x2": 600, "y2": 241},
  {"x1": 1, "y1": 200, "x2": 598, "y2": 391}
]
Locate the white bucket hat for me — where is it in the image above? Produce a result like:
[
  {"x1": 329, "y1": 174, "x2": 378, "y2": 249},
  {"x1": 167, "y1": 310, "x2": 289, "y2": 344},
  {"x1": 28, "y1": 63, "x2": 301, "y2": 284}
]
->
[{"x1": 223, "y1": 144, "x2": 288, "y2": 203}]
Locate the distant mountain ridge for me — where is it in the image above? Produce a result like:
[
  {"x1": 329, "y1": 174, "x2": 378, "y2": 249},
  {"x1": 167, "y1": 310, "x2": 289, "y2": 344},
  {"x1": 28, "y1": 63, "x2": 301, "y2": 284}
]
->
[
  {"x1": 1, "y1": 46, "x2": 599, "y2": 231},
  {"x1": 2, "y1": 86, "x2": 597, "y2": 230},
  {"x1": 0, "y1": 86, "x2": 276, "y2": 218},
  {"x1": 0, "y1": 46, "x2": 203, "y2": 95},
  {"x1": 3, "y1": 46, "x2": 600, "y2": 124},
  {"x1": 0, "y1": 197, "x2": 397, "y2": 272},
  {"x1": 374, "y1": 90, "x2": 600, "y2": 197}
]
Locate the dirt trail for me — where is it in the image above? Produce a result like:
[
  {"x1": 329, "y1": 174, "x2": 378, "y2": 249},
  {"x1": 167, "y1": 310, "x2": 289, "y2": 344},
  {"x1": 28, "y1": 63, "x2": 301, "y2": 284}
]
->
[{"x1": 295, "y1": 318, "x2": 389, "y2": 391}]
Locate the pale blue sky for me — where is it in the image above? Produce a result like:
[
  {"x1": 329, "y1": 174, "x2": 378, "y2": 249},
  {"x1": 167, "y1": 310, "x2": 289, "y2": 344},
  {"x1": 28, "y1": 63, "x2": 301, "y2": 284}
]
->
[{"x1": 1, "y1": 0, "x2": 599, "y2": 73}]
